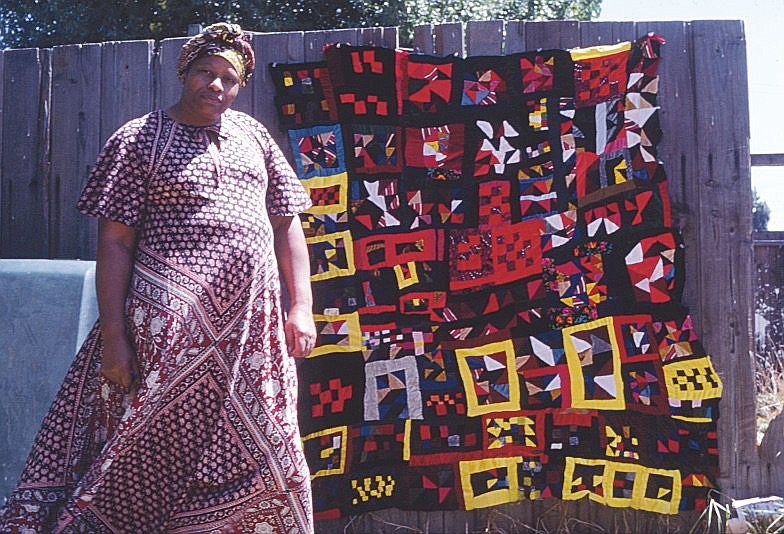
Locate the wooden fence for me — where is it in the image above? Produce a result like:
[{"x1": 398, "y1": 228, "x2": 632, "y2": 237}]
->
[
  {"x1": 754, "y1": 231, "x2": 784, "y2": 353},
  {"x1": 0, "y1": 20, "x2": 762, "y2": 532}
]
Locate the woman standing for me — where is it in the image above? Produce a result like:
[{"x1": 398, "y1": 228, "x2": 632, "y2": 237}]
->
[{"x1": 1, "y1": 23, "x2": 315, "y2": 533}]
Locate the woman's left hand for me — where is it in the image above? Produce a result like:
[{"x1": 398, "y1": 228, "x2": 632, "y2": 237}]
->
[{"x1": 284, "y1": 305, "x2": 317, "y2": 358}]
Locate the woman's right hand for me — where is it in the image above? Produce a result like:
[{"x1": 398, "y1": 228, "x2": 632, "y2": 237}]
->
[
  {"x1": 101, "y1": 333, "x2": 139, "y2": 389},
  {"x1": 95, "y1": 218, "x2": 140, "y2": 390}
]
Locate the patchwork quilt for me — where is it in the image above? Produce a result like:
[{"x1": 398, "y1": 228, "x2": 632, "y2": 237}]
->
[{"x1": 270, "y1": 34, "x2": 722, "y2": 518}]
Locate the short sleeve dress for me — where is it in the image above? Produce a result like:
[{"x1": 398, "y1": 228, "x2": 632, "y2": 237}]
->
[{"x1": 0, "y1": 109, "x2": 314, "y2": 533}]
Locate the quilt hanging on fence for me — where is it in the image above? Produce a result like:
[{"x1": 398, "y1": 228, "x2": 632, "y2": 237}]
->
[{"x1": 270, "y1": 34, "x2": 722, "y2": 517}]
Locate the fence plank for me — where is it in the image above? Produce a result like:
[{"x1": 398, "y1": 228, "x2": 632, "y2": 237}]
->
[
  {"x1": 434, "y1": 22, "x2": 464, "y2": 56},
  {"x1": 523, "y1": 20, "x2": 580, "y2": 50},
  {"x1": 0, "y1": 50, "x2": 4, "y2": 231},
  {"x1": 578, "y1": 20, "x2": 617, "y2": 47},
  {"x1": 252, "y1": 31, "x2": 305, "y2": 159},
  {"x1": 1, "y1": 49, "x2": 49, "y2": 258},
  {"x1": 304, "y1": 28, "x2": 360, "y2": 62},
  {"x1": 465, "y1": 20, "x2": 504, "y2": 56},
  {"x1": 39, "y1": 50, "x2": 53, "y2": 258},
  {"x1": 690, "y1": 19, "x2": 757, "y2": 498},
  {"x1": 361, "y1": 26, "x2": 398, "y2": 48},
  {"x1": 609, "y1": 21, "x2": 639, "y2": 44},
  {"x1": 156, "y1": 37, "x2": 189, "y2": 110},
  {"x1": 49, "y1": 44, "x2": 103, "y2": 259},
  {"x1": 413, "y1": 24, "x2": 435, "y2": 54},
  {"x1": 360, "y1": 27, "x2": 383, "y2": 46},
  {"x1": 380, "y1": 26, "x2": 399, "y2": 49},
  {"x1": 503, "y1": 20, "x2": 527, "y2": 53},
  {"x1": 99, "y1": 40, "x2": 154, "y2": 145},
  {"x1": 752, "y1": 153, "x2": 784, "y2": 166}
]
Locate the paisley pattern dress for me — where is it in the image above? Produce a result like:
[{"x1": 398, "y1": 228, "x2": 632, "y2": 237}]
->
[{"x1": 0, "y1": 109, "x2": 313, "y2": 533}]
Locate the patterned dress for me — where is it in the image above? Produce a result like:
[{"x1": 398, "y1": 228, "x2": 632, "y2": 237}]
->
[{"x1": 0, "y1": 109, "x2": 314, "y2": 533}]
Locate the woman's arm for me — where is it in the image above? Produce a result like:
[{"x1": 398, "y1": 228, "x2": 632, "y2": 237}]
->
[
  {"x1": 271, "y1": 214, "x2": 316, "y2": 358},
  {"x1": 96, "y1": 218, "x2": 140, "y2": 388}
]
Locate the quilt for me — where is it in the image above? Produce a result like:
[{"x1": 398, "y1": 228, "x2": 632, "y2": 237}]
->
[{"x1": 270, "y1": 34, "x2": 722, "y2": 518}]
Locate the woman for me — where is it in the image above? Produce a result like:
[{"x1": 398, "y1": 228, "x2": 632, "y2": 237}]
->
[{"x1": 0, "y1": 23, "x2": 315, "y2": 533}]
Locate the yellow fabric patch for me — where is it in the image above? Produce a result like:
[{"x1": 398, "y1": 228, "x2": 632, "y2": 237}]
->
[
  {"x1": 663, "y1": 356, "x2": 723, "y2": 401},
  {"x1": 306, "y1": 230, "x2": 356, "y2": 281},
  {"x1": 563, "y1": 457, "x2": 682, "y2": 514},
  {"x1": 563, "y1": 317, "x2": 625, "y2": 410},
  {"x1": 394, "y1": 261, "x2": 419, "y2": 289},
  {"x1": 351, "y1": 474, "x2": 396, "y2": 504},
  {"x1": 459, "y1": 457, "x2": 520, "y2": 510},
  {"x1": 310, "y1": 311, "x2": 362, "y2": 357},
  {"x1": 455, "y1": 339, "x2": 521, "y2": 416},
  {"x1": 302, "y1": 172, "x2": 348, "y2": 216},
  {"x1": 301, "y1": 426, "x2": 348, "y2": 479},
  {"x1": 569, "y1": 41, "x2": 633, "y2": 61}
]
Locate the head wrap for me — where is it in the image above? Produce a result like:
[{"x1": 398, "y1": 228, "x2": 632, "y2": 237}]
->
[{"x1": 176, "y1": 23, "x2": 256, "y2": 86}]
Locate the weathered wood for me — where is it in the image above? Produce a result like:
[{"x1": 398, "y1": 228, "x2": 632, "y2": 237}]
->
[
  {"x1": 360, "y1": 27, "x2": 383, "y2": 47},
  {"x1": 465, "y1": 20, "x2": 504, "y2": 56},
  {"x1": 156, "y1": 37, "x2": 189, "y2": 110},
  {"x1": 99, "y1": 40, "x2": 154, "y2": 144},
  {"x1": 751, "y1": 153, "x2": 784, "y2": 166},
  {"x1": 0, "y1": 49, "x2": 49, "y2": 259},
  {"x1": 39, "y1": 50, "x2": 53, "y2": 258},
  {"x1": 690, "y1": 20, "x2": 756, "y2": 498},
  {"x1": 578, "y1": 20, "x2": 617, "y2": 47},
  {"x1": 523, "y1": 20, "x2": 580, "y2": 50},
  {"x1": 434, "y1": 22, "x2": 464, "y2": 56},
  {"x1": 362, "y1": 26, "x2": 398, "y2": 49},
  {"x1": 252, "y1": 31, "x2": 305, "y2": 161},
  {"x1": 755, "y1": 240, "x2": 784, "y2": 291},
  {"x1": 49, "y1": 44, "x2": 103, "y2": 260},
  {"x1": 754, "y1": 230, "x2": 784, "y2": 243},
  {"x1": 503, "y1": 20, "x2": 527, "y2": 54},
  {"x1": 413, "y1": 24, "x2": 435, "y2": 54},
  {"x1": 380, "y1": 26, "x2": 399, "y2": 49},
  {"x1": 304, "y1": 28, "x2": 360, "y2": 62},
  {"x1": 0, "y1": 48, "x2": 4, "y2": 235}
]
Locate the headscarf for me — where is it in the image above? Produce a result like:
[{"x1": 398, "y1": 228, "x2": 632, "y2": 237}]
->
[{"x1": 176, "y1": 23, "x2": 256, "y2": 86}]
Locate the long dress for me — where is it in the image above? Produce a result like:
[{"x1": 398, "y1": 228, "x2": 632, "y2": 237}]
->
[{"x1": 0, "y1": 108, "x2": 314, "y2": 533}]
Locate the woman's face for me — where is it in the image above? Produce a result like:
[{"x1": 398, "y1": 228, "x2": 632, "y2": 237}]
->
[{"x1": 179, "y1": 55, "x2": 241, "y2": 124}]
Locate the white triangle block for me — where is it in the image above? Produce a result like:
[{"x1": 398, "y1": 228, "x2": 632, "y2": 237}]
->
[
  {"x1": 477, "y1": 120, "x2": 494, "y2": 138},
  {"x1": 502, "y1": 120, "x2": 520, "y2": 137},
  {"x1": 484, "y1": 355, "x2": 506, "y2": 371},
  {"x1": 587, "y1": 218, "x2": 603, "y2": 237},
  {"x1": 651, "y1": 258, "x2": 665, "y2": 282},
  {"x1": 604, "y1": 219, "x2": 620, "y2": 234},
  {"x1": 545, "y1": 374, "x2": 561, "y2": 391},
  {"x1": 530, "y1": 336, "x2": 555, "y2": 366},
  {"x1": 635, "y1": 278, "x2": 651, "y2": 293},
  {"x1": 594, "y1": 374, "x2": 618, "y2": 397},
  {"x1": 633, "y1": 331, "x2": 646, "y2": 347},
  {"x1": 625, "y1": 107, "x2": 657, "y2": 127},
  {"x1": 625, "y1": 244, "x2": 643, "y2": 265},
  {"x1": 627, "y1": 72, "x2": 644, "y2": 87},
  {"x1": 571, "y1": 335, "x2": 592, "y2": 354}
]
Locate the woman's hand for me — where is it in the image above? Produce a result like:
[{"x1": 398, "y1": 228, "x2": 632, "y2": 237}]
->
[
  {"x1": 101, "y1": 332, "x2": 140, "y2": 388},
  {"x1": 271, "y1": 215, "x2": 316, "y2": 359},
  {"x1": 284, "y1": 305, "x2": 316, "y2": 358},
  {"x1": 95, "y1": 218, "x2": 139, "y2": 388}
]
